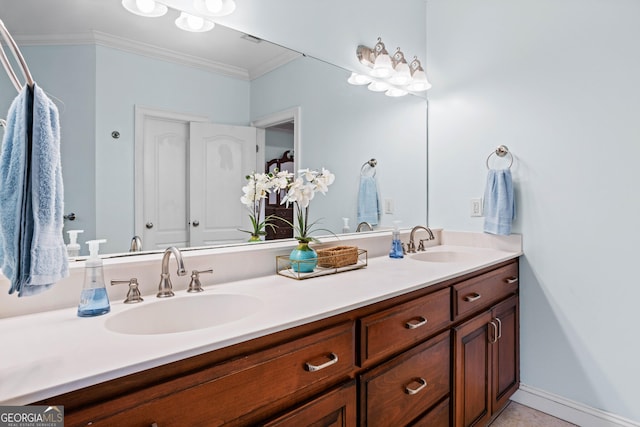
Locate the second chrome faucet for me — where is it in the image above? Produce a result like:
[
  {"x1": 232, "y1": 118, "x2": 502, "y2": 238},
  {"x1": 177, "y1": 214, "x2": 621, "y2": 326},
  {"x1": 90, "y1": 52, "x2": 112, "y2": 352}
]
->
[{"x1": 157, "y1": 246, "x2": 187, "y2": 298}]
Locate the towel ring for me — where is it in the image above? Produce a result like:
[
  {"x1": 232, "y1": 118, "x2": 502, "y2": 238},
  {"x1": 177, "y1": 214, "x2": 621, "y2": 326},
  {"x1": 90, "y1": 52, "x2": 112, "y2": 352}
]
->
[
  {"x1": 486, "y1": 145, "x2": 513, "y2": 170},
  {"x1": 361, "y1": 159, "x2": 377, "y2": 177}
]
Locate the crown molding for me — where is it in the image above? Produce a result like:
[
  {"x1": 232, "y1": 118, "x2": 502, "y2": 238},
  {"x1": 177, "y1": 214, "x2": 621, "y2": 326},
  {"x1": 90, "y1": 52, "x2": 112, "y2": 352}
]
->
[{"x1": 15, "y1": 31, "x2": 251, "y2": 80}]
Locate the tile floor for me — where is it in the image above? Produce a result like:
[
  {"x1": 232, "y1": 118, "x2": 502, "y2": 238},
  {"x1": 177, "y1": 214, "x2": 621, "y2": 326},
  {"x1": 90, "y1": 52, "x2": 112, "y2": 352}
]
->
[{"x1": 489, "y1": 402, "x2": 578, "y2": 426}]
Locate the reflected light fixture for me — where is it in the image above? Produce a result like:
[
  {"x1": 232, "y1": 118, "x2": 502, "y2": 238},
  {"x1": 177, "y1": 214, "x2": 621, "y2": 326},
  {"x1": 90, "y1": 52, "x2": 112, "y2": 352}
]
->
[
  {"x1": 349, "y1": 36, "x2": 432, "y2": 97},
  {"x1": 122, "y1": 0, "x2": 236, "y2": 32},
  {"x1": 122, "y1": 0, "x2": 168, "y2": 17},
  {"x1": 175, "y1": 11, "x2": 215, "y2": 32}
]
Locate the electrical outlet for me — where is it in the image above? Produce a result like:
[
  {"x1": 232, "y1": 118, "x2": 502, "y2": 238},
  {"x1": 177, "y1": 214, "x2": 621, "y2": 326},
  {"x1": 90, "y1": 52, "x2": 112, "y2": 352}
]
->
[
  {"x1": 384, "y1": 199, "x2": 394, "y2": 214},
  {"x1": 470, "y1": 198, "x2": 483, "y2": 217}
]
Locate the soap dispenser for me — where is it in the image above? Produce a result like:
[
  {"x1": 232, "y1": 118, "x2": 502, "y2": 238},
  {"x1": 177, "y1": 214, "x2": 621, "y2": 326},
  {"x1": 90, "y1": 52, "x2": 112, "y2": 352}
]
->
[
  {"x1": 342, "y1": 217, "x2": 351, "y2": 233},
  {"x1": 66, "y1": 229, "x2": 84, "y2": 259},
  {"x1": 389, "y1": 221, "x2": 404, "y2": 259},
  {"x1": 78, "y1": 239, "x2": 110, "y2": 317}
]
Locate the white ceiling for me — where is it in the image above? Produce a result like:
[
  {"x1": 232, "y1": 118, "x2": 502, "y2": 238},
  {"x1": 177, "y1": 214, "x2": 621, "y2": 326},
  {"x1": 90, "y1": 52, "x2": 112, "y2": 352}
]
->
[{"x1": 0, "y1": 0, "x2": 300, "y2": 79}]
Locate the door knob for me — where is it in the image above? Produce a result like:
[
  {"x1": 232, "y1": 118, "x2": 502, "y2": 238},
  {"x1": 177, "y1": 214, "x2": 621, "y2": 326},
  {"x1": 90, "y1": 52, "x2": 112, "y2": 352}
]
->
[
  {"x1": 192, "y1": 220, "x2": 200, "y2": 227},
  {"x1": 146, "y1": 222, "x2": 154, "y2": 229}
]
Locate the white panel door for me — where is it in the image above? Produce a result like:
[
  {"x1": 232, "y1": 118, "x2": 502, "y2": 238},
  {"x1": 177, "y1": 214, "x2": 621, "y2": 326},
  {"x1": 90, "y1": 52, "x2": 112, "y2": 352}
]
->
[
  {"x1": 142, "y1": 117, "x2": 189, "y2": 250},
  {"x1": 189, "y1": 123, "x2": 257, "y2": 246}
]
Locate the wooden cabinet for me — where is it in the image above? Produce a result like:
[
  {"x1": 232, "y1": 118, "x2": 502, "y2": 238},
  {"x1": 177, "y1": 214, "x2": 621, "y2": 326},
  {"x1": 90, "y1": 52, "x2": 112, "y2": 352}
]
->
[
  {"x1": 65, "y1": 322, "x2": 355, "y2": 427},
  {"x1": 359, "y1": 287, "x2": 451, "y2": 366},
  {"x1": 359, "y1": 331, "x2": 450, "y2": 427},
  {"x1": 452, "y1": 295, "x2": 519, "y2": 427},
  {"x1": 263, "y1": 381, "x2": 357, "y2": 427},
  {"x1": 41, "y1": 258, "x2": 519, "y2": 427}
]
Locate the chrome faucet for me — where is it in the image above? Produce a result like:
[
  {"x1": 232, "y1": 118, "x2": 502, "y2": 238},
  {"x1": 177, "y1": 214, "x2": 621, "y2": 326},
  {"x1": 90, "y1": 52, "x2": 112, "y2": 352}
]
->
[
  {"x1": 356, "y1": 221, "x2": 373, "y2": 232},
  {"x1": 129, "y1": 235, "x2": 142, "y2": 252},
  {"x1": 157, "y1": 246, "x2": 187, "y2": 298},
  {"x1": 408, "y1": 226, "x2": 435, "y2": 253}
]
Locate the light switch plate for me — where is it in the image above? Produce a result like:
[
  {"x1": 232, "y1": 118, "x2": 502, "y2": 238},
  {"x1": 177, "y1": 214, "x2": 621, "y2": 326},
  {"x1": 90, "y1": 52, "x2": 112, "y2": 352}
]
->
[
  {"x1": 470, "y1": 198, "x2": 483, "y2": 217},
  {"x1": 384, "y1": 199, "x2": 394, "y2": 214}
]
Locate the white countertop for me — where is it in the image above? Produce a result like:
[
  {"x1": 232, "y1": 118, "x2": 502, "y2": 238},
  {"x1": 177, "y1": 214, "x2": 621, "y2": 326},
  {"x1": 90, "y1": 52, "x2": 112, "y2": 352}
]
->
[{"x1": 0, "y1": 242, "x2": 521, "y2": 405}]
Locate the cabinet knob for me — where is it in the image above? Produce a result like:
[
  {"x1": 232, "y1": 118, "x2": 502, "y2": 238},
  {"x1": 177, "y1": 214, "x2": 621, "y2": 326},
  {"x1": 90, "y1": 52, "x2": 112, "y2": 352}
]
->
[
  {"x1": 305, "y1": 352, "x2": 338, "y2": 372},
  {"x1": 146, "y1": 222, "x2": 154, "y2": 229},
  {"x1": 192, "y1": 220, "x2": 200, "y2": 227},
  {"x1": 404, "y1": 378, "x2": 428, "y2": 395},
  {"x1": 405, "y1": 316, "x2": 428, "y2": 329},
  {"x1": 505, "y1": 276, "x2": 518, "y2": 284}
]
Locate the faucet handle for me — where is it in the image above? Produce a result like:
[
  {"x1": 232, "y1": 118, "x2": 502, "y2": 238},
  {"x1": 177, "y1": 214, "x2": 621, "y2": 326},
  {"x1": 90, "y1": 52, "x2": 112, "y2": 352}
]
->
[
  {"x1": 111, "y1": 278, "x2": 144, "y2": 304},
  {"x1": 188, "y1": 269, "x2": 213, "y2": 293}
]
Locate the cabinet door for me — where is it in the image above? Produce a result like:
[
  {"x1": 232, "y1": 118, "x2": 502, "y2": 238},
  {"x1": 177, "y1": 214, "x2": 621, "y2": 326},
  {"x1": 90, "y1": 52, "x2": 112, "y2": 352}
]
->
[
  {"x1": 491, "y1": 295, "x2": 519, "y2": 412},
  {"x1": 453, "y1": 310, "x2": 493, "y2": 427},
  {"x1": 264, "y1": 381, "x2": 357, "y2": 427}
]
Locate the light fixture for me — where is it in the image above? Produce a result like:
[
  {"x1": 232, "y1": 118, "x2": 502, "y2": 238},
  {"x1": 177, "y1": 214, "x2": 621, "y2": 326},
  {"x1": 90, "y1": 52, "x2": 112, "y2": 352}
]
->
[
  {"x1": 349, "y1": 37, "x2": 432, "y2": 96},
  {"x1": 122, "y1": 0, "x2": 236, "y2": 33},
  {"x1": 406, "y1": 57, "x2": 432, "y2": 92},
  {"x1": 368, "y1": 80, "x2": 390, "y2": 92},
  {"x1": 193, "y1": 0, "x2": 237, "y2": 16},
  {"x1": 175, "y1": 11, "x2": 215, "y2": 32},
  {"x1": 122, "y1": 0, "x2": 168, "y2": 17},
  {"x1": 370, "y1": 38, "x2": 393, "y2": 78},
  {"x1": 347, "y1": 72, "x2": 372, "y2": 85},
  {"x1": 388, "y1": 48, "x2": 411, "y2": 86}
]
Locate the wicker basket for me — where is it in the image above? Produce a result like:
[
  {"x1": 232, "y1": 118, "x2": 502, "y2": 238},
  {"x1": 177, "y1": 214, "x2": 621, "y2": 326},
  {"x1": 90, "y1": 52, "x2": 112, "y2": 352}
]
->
[{"x1": 316, "y1": 246, "x2": 359, "y2": 268}]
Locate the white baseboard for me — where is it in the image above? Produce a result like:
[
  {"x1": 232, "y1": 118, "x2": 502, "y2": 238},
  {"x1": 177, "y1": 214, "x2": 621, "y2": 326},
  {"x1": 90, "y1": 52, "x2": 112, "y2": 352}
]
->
[{"x1": 511, "y1": 384, "x2": 640, "y2": 427}]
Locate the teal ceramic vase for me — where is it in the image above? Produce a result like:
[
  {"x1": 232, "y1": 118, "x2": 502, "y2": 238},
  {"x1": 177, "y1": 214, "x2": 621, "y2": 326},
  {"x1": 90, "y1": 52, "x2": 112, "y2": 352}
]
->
[{"x1": 289, "y1": 242, "x2": 318, "y2": 273}]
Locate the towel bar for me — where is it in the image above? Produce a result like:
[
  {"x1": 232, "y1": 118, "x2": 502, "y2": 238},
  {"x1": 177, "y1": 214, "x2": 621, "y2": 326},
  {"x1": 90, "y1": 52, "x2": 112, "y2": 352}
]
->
[{"x1": 486, "y1": 145, "x2": 513, "y2": 169}]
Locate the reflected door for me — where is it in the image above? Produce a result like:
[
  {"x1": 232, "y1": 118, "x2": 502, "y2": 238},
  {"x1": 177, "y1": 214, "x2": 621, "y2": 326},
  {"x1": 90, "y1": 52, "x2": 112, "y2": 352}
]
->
[
  {"x1": 141, "y1": 116, "x2": 190, "y2": 250},
  {"x1": 189, "y1": 122, "x2": 257, "y2": 246},
  {"x1": 138, "y1": 111, "x2": 256, "y2": 249}
]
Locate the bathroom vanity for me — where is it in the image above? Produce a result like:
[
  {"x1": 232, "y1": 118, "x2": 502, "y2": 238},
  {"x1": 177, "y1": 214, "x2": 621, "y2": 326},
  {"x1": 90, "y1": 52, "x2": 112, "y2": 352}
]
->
[{"x1": 21, "y1": 244, "x2": 520, "y2": 427}]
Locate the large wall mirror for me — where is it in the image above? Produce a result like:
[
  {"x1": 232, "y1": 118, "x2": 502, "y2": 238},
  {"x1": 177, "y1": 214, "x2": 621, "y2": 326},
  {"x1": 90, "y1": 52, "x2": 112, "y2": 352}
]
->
[{"x1": 0, "y1": 0, "x2": 427, "y2": 257}]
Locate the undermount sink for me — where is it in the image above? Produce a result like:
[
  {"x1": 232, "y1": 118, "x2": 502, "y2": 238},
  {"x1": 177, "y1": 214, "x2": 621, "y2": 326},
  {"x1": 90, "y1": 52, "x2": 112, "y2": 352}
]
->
[
  {"x1": 105, "y1": 294, "x2": 263, "y2": 335},
  {"x1": 410, "y1": 250, "x2": 480, "y2": 263}
]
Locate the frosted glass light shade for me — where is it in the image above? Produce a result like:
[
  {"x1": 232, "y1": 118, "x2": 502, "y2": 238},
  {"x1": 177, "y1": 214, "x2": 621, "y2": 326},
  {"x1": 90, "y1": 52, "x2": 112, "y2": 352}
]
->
[
  {"x1": 122, "y1": 0, "x2": 168, "y2": 17},
  {"x1": 385, "y1": 87, "x2": 408, "y2": 97},
  {"x1": 175, "y1": 12, "x2": 215, "y2": 32},
  {"x1": 194, "y1": 0, "x2": 237, "y2": 16},
  {"x1": 371, "y1": 53, "x2": 393, "y2": 78},
  {"x1": 347, "y1": 72, "x2": 372, "y2": 85},
  {"x1": 368, "y1": 80, "x2": 390, "y2": 92},
  {"x1": 407, "y1": 70, "x2": 432, "y2": 92},
  {"x1": 389, "y1": 62, "x2": 411, "y2": 86}
]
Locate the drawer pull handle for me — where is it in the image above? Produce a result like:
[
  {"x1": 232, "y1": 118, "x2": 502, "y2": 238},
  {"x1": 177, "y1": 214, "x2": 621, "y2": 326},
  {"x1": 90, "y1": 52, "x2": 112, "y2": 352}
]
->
[
  {"x1": 405, "y1": 378, "x2": 428, "y2": 395},
  {"x1": 506, "y1": 276, "x2": 519, "y2": 284},
  {"x1": 489, "y1": 321, "x2": 499, "y2": 343},
  {"x1": 305, "y1": 352, "x2": 339, "y2": 372},
  {"x1": 405, "y1": 316, "x2": 428, "y2": 329},
  {"x1": 464, "y1": 293, "x2": 482, "y2": 302},
  {"x1": 494, "y1": 317, "x2": 502, "y2": 339}
]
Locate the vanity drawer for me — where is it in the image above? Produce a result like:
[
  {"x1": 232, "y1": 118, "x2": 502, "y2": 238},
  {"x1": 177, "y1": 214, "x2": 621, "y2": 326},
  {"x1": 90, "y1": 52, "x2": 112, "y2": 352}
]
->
[
  {"x1": 72, "y1": 322, "x2": 355, "y2": 427},
  {"x1": 359, "y1": 330, "x2": 450, "y2": 427},
  {"x1": 359, "y1": 287, "x2": 451, "y2": 365},
  {"x1": 453, "y1": 261, "x2": 518, "y2": 319}
]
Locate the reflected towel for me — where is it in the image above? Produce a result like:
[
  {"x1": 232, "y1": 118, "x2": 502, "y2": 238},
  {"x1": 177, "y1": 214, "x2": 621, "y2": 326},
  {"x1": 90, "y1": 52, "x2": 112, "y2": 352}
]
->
[
  {"x1": 0, "y1": 84, "x2": 68, "y2": 296},
  {"x1": 483, "y1": 169, "x2": 515, "y2": 235},
  {"x1": 357, "y1": 175, "x2": 381, "y2": 226}
]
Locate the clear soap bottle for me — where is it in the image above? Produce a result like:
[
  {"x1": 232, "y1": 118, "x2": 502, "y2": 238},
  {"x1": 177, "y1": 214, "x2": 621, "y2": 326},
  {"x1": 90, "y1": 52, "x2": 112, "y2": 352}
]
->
[
  {"x1": 66, "y1": 229, "x2": 84, "y2": 259},
  {"x1": 78, "y1": 239, "x2": 110, "y2": 317},
  {"x1": 389, "y1": 221, "x2": 404, "y2": 259}
]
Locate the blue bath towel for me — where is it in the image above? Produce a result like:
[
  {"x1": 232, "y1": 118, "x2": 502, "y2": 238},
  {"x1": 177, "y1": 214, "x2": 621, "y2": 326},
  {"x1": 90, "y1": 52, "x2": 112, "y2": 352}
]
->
[
  {"x1": 483, "y1": 169, "x2": 515, "y2": 235},
  {"x1": 357, "y1": 175, "x2": 381, "y2": 226},
  {"x1": 0, "y1": 84, "x2": 68, "y2": 296}
]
